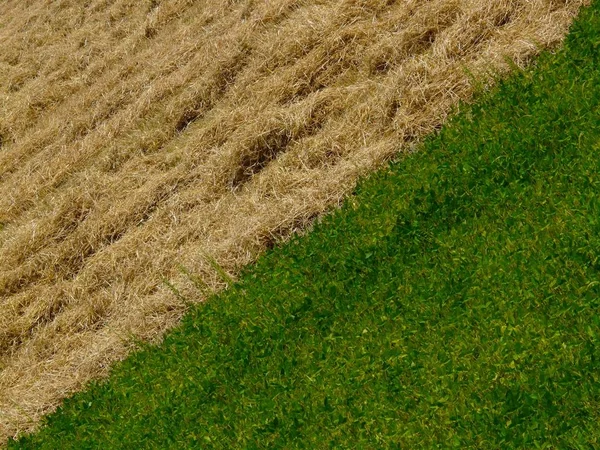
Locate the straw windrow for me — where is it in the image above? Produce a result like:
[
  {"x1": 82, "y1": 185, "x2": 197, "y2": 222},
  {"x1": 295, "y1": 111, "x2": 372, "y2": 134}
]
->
[{"x1": 0, "y1": 0, "x2": 588, "y2": 441}]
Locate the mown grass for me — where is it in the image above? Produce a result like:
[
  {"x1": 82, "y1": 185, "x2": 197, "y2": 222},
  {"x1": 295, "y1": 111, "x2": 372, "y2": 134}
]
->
[{"x1": 10, "y1": 3, "x2": 600, "y2": 448}]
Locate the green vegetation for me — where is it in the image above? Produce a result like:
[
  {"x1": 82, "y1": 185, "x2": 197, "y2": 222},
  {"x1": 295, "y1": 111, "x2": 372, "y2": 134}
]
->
[{"x1": 11, "y1": 3, "x2": 600, "y2": 448}]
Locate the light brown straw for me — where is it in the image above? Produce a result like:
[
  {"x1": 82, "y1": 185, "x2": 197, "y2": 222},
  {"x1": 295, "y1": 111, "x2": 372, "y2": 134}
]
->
[{"x1": 0, "y1": 0, "x2": 587, "y2": 442}]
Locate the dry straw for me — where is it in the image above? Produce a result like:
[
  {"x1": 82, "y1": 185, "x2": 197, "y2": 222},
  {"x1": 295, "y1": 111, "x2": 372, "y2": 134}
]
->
[{"x1": 0, "y1": 0, "x2": 588, "y2": 442}]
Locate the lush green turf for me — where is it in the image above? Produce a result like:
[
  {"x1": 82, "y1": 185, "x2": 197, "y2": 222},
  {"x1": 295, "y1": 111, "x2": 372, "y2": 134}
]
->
[{"x1": 11, "y1": 3, "x2": 600, "y2": 448}]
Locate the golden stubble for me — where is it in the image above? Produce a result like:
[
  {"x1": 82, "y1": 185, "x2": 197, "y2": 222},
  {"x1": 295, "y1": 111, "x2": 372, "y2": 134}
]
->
[{"x1": 0, "y1": 0, "x2": 588, "y2": 442}]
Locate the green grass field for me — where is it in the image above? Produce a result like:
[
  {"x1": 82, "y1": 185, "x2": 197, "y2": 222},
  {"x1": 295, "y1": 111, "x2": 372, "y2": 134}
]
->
[{"x1": 10, "y1": 2, "x2": 600, "y2": 448}]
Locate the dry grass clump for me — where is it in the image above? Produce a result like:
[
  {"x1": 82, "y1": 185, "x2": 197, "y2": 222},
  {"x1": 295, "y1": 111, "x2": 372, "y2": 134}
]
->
[{"x1": 0, "y1": 0, "x2": 587, "y2": 442}]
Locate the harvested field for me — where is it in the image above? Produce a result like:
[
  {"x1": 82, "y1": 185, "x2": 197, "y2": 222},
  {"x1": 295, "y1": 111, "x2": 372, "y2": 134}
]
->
[{"x1": 0, "y1": 0, "x2": 587, "y2": 441}]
